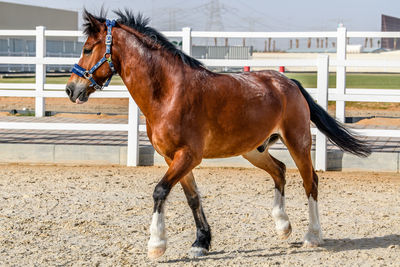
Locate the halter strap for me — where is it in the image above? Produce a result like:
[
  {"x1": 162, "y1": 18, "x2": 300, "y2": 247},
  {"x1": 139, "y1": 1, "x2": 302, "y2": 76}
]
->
[{"x1": 72, "y1": 19, "x2": 116, "y2": 91}]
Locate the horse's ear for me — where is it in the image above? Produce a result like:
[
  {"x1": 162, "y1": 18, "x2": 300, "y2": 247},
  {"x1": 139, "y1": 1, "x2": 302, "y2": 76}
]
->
[{"x1": 83, "y1": 9, "x2": 103, "y2": 35}]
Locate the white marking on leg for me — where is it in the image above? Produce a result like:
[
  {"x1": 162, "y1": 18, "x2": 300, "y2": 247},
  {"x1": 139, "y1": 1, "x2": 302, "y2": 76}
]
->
[
  {"x1": 147, "y1": 207, "x2": 167, "y2": 258},
  {"x1": 304, "y1": 195, "x2": 323, "y2": 247},
  {"x1": 271, "y1": 188, "x2": 291, "y2": 239}
]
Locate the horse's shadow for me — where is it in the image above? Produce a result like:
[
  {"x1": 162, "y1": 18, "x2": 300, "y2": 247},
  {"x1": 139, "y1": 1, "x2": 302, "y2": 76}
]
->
[
  {"x1": 321, "y1": 234, "x2": 400, "y2": 252},
  {"x1": 163, "y1": 234, "x2": 400, "y2": 263}
]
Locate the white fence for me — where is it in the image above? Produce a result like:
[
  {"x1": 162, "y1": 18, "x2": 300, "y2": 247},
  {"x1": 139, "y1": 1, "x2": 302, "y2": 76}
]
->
[{"x1": 0, "y1": 27, "x2": 400, "y2": 170}]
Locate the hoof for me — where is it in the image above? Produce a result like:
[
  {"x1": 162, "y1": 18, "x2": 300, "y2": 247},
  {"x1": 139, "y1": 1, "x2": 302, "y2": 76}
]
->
[
  {"x1": 189, "y1": 247, "x2": 208, "y2": 257},
  {"x1": 277, "y1": 223, "x2": 292, "y2": 240},
  {"x1": 148, "y1": 246, "x2": 166, "y2": 259},
  {"x1": 303, "y1": 239, "x2": 323, "y2": 248},
  {"x1": 303, "y1": 231, "x2": 323, "y2": 248}
]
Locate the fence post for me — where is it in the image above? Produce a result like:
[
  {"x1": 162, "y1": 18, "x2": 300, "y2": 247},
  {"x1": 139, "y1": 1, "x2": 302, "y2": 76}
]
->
[
  {"x1": 182, "y1": 27, "x2": 192, "y2": 55},
  {"x1": 336, "y1": 27, "x2": 347, "y2": 123},
  {"x1": 315, "y1": 55, "x2": 329, "y2": 171},
  {"x1": 35, "y1": 26, "x2": 46, "y2": 117},
  {"x1": 127, "y1": 96, "x2": 139, "y2": 166}
]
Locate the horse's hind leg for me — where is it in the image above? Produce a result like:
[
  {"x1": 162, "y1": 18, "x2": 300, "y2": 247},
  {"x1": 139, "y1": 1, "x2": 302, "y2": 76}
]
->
[
  {"x1": 243, "y1": 144, "x2": 292, "y2": 240},
  {"x1": 281, "y1": 127, "x2": 323, "y2": 247},
  {"x1": 180, "y1": 171, "x2": 211, "y2": 257}
]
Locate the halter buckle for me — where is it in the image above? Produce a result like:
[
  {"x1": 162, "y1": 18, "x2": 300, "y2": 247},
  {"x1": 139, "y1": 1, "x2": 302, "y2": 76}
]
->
[
  {"x1": 83, "y1": 71, "x2": 92, "y2": 79},
  {"x1": 105, "y1": 35, "x2": 112, "y2": 45},
  {"x1": 93, "y1": 84, "x2": 103, "y2": 91}
]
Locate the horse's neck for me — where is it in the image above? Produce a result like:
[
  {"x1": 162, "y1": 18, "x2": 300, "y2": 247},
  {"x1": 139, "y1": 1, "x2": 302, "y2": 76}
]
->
[{"x1": 115, "y1": 33, "x2": 181, "y2": 121}]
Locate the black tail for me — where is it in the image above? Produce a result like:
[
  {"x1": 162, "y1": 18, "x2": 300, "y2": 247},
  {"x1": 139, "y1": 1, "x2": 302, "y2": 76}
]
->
[{"x1": 291, "y1": 79, "x2": 371, "y2": 157}]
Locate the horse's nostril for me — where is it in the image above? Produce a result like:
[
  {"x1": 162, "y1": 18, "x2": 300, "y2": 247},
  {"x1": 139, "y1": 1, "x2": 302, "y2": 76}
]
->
[{"x1": 66, "y1": 87, "x2": 72, "y2": 97}]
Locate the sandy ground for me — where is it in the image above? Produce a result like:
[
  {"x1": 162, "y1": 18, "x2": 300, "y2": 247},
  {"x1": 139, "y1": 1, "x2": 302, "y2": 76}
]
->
[
  {"x1": 2, "y1": 96, "x2": 400, "y2": 119},
  {"x1": 0, "y1": 97, "x2": 129, "y2": 115},
  {"x1": 355, "y1": 117, "x2": 400, "y2": 126},
  {"x1": 0, "y1": 165, "x2": 399, "y2": 266},
  {"x1": 53, "y1": 113, "x2": 128, "y2": 120}
]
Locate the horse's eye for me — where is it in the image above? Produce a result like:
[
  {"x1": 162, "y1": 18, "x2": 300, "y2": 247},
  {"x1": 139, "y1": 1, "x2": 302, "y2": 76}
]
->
[{"x1": 83, "y1": 48, "x2": 92, "y2": 55}]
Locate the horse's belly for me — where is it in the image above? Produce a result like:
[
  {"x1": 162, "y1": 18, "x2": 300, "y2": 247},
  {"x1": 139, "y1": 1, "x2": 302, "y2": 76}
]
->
[{"x1": 202, "y1": 125, "x2": 275, "y2": 158}]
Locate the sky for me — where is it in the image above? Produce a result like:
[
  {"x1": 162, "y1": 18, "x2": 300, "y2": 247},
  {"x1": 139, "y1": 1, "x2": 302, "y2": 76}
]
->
[
  {"x1": 3, "y1": 0, "x2": 400, "y2": 32},
  {"x1": 2, "y1": 0, "x2": 400, "y2": 50}
]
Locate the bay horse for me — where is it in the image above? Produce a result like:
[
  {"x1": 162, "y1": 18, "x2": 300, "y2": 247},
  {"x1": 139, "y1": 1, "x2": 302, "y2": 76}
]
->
[{"x1": 66, "y1": 10, "x2": 370, "y2": 259}]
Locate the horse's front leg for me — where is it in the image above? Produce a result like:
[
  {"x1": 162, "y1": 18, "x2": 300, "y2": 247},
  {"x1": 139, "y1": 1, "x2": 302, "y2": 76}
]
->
[
  {"x1": 147, "y1": 148, "x2": 200, "y2": 259},
  {"x1": 180, "y1": 171, "x2": 211, "y2": 257}
]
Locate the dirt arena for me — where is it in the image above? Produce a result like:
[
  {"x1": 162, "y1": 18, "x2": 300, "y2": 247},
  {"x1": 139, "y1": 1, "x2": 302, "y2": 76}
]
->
[{"x1": 0, "y1": 165, "x2": 399, "y2": 266}]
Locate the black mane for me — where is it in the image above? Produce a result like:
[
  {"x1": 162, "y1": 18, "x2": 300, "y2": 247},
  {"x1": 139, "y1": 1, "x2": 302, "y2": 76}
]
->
[{"x1": 83, "y1": 9, "x2": 203, "y2": 69}]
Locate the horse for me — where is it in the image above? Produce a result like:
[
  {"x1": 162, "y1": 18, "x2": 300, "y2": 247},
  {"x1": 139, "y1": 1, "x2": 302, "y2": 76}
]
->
[{"x1": 66, "y1": 9, "x2": 371, "y2": 259}]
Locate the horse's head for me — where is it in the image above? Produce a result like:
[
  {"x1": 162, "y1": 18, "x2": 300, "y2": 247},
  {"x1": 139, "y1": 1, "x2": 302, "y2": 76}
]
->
[{"x1": 66, "y1": 11, "x2": 116, "y2": 104}]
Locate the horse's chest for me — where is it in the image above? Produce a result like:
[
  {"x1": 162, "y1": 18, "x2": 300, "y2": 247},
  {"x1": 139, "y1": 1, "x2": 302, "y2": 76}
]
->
[
  {"x1": 151, "y1": 137, "x2": 170, "y2": 158},
  {"x1": 148, "y1": 124, "x2": 183, "y2": 159}
]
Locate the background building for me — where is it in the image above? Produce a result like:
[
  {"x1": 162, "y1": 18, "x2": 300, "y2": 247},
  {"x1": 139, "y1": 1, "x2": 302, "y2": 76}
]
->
[
  {"x1": 0, "y1": 1, "x2": 80, "y2": 72},
  {"x1": 381, "y1": 14, "x2": 400, "y2": 50},
  {"x1": 0, "y1": 1, "x2": 78, "y2": 32}
]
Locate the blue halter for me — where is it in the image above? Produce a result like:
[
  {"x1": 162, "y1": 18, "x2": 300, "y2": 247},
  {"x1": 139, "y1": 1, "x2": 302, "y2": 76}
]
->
[{"x1": 72, "y1": 19, "x2": 116, "y2": 91}]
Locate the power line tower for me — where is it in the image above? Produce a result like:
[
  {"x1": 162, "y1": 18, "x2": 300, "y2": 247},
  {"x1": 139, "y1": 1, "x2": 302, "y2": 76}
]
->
[
  {"x1": 168, "y1": 8, "x2": 180, "y2": 30},
  {"x1": 205, "y1": 0, "x2": 224, "y2": 45},
  {"x1": 205, "y1": 0, "x2": 224, "y2": 31}
]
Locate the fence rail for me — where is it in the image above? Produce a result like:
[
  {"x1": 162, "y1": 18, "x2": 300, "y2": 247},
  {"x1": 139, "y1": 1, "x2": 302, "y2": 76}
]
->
[{"x1": 0, "y1": 27, "x2": 400, "y2": 170}]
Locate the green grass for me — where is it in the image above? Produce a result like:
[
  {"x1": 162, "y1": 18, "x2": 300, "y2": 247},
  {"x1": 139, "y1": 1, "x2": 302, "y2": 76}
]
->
[
  {"x1": 285, "y1": 73, "x2": 400, "y2": 89},
  {"x1": 1, "y1": 73, "x2": 400, "y2": 89}
]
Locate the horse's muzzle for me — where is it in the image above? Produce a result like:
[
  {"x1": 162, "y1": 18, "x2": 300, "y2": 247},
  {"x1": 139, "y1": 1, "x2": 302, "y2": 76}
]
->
[{"x1": 65, "y1": 82, "x2": 88, "y2": 104}]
